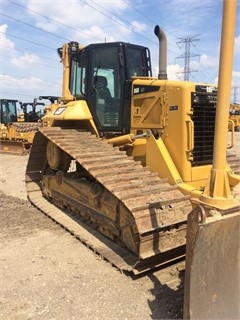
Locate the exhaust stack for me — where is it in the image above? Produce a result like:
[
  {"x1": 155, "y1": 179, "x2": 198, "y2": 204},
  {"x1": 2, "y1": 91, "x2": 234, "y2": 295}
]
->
[{"x1": 154, "y1": 25, "x2": 167, "y2": 80}]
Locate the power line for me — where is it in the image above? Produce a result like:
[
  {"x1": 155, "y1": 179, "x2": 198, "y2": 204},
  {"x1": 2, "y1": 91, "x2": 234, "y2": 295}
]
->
[
  {"x1": 8, "y1": 0, "x2": 155, "y2": 45},
  {"x1": 193, "y1": 46, "x2": 216, "y2": 83},
  {"x1": 8, "y1": 0, "x2": 103, "y2": 42},
  {"x1": 7, "y1": 0, "x2": 179, "y2": 56},
  {"x1": 1, "y1": 44, "x2": 59, "y2": 64},
  {"x1": 119, "y1": 0, "x2": 218, "y2": 82},
  {"x1": 122, "y1": 0, "x2": 182, "y2": 51},
  {"x1": 0, "y1": 91, "x2": 58, "y2": 100},
  {"x1": 175, "y1": 35, "x2": 200, "y2": 81},
  {"x1": 123, "y1": 0, "x2": 156, "y2": 26},
  {"x1": 0, "y1": 31, "x2": 56, "y2": 50},
  {"x1": 1, "y1": 73, "x2": 60, "y2": 86},
  {"x1": 7, "y1": 0, "x2": 177, "y2": 51},
  {"x1": 78, "y1": 0, "x2": 156, "y2": 44},
  {"x1": 1, "y1": 53, "x2": 60, "y2": 70},
  {"x1": 90, "y1": 0, "x2": 179, "y2": 53},
  {"x1": 0, "y1": 12, "x2": 71, "y2": 42},
  {"x1": 4, "y1": 0, "x2": 236, "y2": 88}
]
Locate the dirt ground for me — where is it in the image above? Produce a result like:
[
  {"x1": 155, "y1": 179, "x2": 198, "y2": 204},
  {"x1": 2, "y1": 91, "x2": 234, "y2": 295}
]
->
[{"x1": 0, "y1": 133, "x2": 239, "y2": 320}]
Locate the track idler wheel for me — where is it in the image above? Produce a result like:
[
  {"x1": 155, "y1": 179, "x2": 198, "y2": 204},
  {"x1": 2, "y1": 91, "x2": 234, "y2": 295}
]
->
[{"x1": 46, "y1": 140, "x2": 71, "y2": 172}]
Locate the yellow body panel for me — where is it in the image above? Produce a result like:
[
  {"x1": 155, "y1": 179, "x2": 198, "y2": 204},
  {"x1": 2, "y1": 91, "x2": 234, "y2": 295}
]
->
[
  {"x1": 131, "y1": 138, "x2": 146, "y2": 161},
  {"x1": 146, "y1": 134, "x2": 183, "y2": 185},
  {"x1": 42, "y1": 100, "x2": 99, "y2": 136},
  {"x1": 128, "y1": 78, "x2": 222, "y2": 192},
  {"x1": 190, "y1": 165, "x2": 211, "y2": 186}
]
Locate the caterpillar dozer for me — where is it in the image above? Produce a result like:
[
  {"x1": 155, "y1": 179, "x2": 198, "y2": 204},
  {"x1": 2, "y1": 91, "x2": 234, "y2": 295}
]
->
[
  {"x1": 26, "y1": 1, "x2": 239, "y2": 318},
  {"x1": 18, "y1": 98, "x2": 45, "y2": 122},
  {"x1": 0, "y1": 98, "x2": 44, "y2": 155}
]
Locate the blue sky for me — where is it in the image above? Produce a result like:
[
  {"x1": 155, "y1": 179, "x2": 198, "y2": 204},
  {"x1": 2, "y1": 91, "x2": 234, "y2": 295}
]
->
[{"x1": 0, "y1": 0, "x2": 239, "y2": 106}]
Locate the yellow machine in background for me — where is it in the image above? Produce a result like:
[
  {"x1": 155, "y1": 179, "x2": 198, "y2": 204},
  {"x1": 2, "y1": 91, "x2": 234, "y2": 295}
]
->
[
  {"x1": 17, "y1": 98, "x2": 45, "y2": 122},
  {"x1": 0, "y1": 98, "x2": 44, "y2": 155},
  {"x1": 229, "y1": 102, "x2": 240, "y2": 131},
  {"x1": 26, "y1": 1, "x2": 239, "y2": 318}
]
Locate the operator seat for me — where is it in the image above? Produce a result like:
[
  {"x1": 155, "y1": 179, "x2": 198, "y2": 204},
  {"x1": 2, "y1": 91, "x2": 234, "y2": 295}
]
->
[
  {"x1": 94, "y1": 75, "x2": 119, "y2": 126},
  {"x1": 94, "y1": 76, "x2": 112, "y2": 103}
]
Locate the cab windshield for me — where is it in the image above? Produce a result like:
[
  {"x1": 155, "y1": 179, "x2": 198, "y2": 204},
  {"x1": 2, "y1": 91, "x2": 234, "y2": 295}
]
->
[
  {"x1": 69, "y1": 42, "x2": 151, "y2": 132},
  {"x1": 0, "y1": 100, "x2": 18, "y2": 123}
]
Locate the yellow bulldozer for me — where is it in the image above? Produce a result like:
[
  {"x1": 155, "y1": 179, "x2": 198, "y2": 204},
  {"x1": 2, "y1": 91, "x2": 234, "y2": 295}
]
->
[
  {"x1": 26, "y1": 1, "x2": 239, "y2": 319},
  {"x1": 0, "y1": 98, "x2": 45, "y2": 155},
  {"x1": 17, "y1": 98, "x2": 45, "y2": 122}
]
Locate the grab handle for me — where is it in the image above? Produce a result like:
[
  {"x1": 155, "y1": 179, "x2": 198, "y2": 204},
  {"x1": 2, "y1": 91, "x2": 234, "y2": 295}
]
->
[{"x1": 186, "y1": 120, "x2": 194, "y2": 152}]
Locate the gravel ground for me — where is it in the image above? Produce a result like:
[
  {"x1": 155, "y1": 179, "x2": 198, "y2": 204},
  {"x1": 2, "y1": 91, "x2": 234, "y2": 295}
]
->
[
  {"x1": 0, "y1": 156, "x2": 184, "y2": 320},
  {"x1": 1, "y1": 193, "x2": 173, "y2": 320},
  {"x1": 0, "y1": 132, "x2": 239, "y2": 320}
]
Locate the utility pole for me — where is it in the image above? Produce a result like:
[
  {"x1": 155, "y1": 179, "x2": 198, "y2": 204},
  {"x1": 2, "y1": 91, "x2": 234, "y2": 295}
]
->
[{"x1": 176, "y1": 35, "x2": 200, "y2": 81}]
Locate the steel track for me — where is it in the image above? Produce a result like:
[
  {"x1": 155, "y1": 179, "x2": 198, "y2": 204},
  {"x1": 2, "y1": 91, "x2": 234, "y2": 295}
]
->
[{"x1": 25, "y1": 127, "x2": 239, "y2": 274}]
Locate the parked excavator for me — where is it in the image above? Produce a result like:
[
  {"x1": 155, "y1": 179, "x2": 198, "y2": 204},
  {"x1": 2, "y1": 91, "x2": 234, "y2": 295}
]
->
[
  {"x1": 26, "y1": 1, "x2": 239, "y2": 318},
  {"x1": 0, "y1": 98, "x2": 44, "y2": 155}
]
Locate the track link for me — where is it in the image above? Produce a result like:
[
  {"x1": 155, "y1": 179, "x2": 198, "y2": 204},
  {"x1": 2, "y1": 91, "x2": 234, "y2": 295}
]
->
[
  {"x1": 12, "y1": 122, "x2": 41, "y2": 132},
  {"x1": 26, "y1": 127, "x2": 193, "y2": 274}
]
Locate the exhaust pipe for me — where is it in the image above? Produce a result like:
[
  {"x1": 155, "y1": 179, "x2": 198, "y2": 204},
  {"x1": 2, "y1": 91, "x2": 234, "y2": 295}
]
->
[{"x1": 154, "y1": 25, "x2": 168, "y2": 80}]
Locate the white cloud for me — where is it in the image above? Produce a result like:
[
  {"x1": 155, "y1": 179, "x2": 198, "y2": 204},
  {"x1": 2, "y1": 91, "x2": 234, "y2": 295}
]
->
[
  {"x1": 26, "y1": 0, "x2": 129, "y2": 41},
  {"x1": 1, "y1": 74, "x2": 47, "y2": 90},
  {"x1": 131, "y1": 21, "x2": 147, "y2": 33},
  {"x1": 234, "y1": 35, "x2": 240, "y2": 56},
  {"x1": 35, "y1": 19, "x2": 59, "y2": 33},
  {"x1": 199, "y1": 54, "x2": 218, "y2": 67},
  {"x1": 167, "y1": 64, "x2": 183, "y2": 80},
  {"x1": 0, "y1": 24, "x2": 41, "y2": 70},
  {"x1": 153, "y1": 64, "x2": 182, "y2": 80},
  {"x1": 158, "y1": 0, "x2": 215, "y2": 33},
  {"x1": 0, "y1": 24, "x2": 16, "y2": 55},
  {"x1": 11, "y1": 53, "x2": 40, "y2": 68},
  {"x1": 232, "y1": 70, "x2": 240, "y2": 85},
  {"x1": 0, "y1": 73, "x2": 61, "y2": 99},
  {"x1": 83, "y1": 25, "x2": 110, "y2": 43}
]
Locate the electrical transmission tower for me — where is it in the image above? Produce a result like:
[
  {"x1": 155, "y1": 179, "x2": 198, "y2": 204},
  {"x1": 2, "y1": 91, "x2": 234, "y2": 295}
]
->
[
  {"x1": 232, "y1": 86, "x2": 239, "y2": 103},
  {"x1": 176, "y1": 35, "x2": 200, "y2": 81}
]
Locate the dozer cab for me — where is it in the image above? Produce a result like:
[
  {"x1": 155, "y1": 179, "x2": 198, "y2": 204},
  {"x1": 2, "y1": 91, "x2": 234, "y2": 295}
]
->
[
  {"x1": 18, "y1": 98, "x2": 45, "y2": 123},
  {"x1": 26, "y1": 1, "x2": 239, "y2": 318},
  {"x1": 0, "y1": 99, "x2": 18, "y2": 123},
  {"x1": 0, "y1": 98, "x2": 44, "y2": 155}
]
